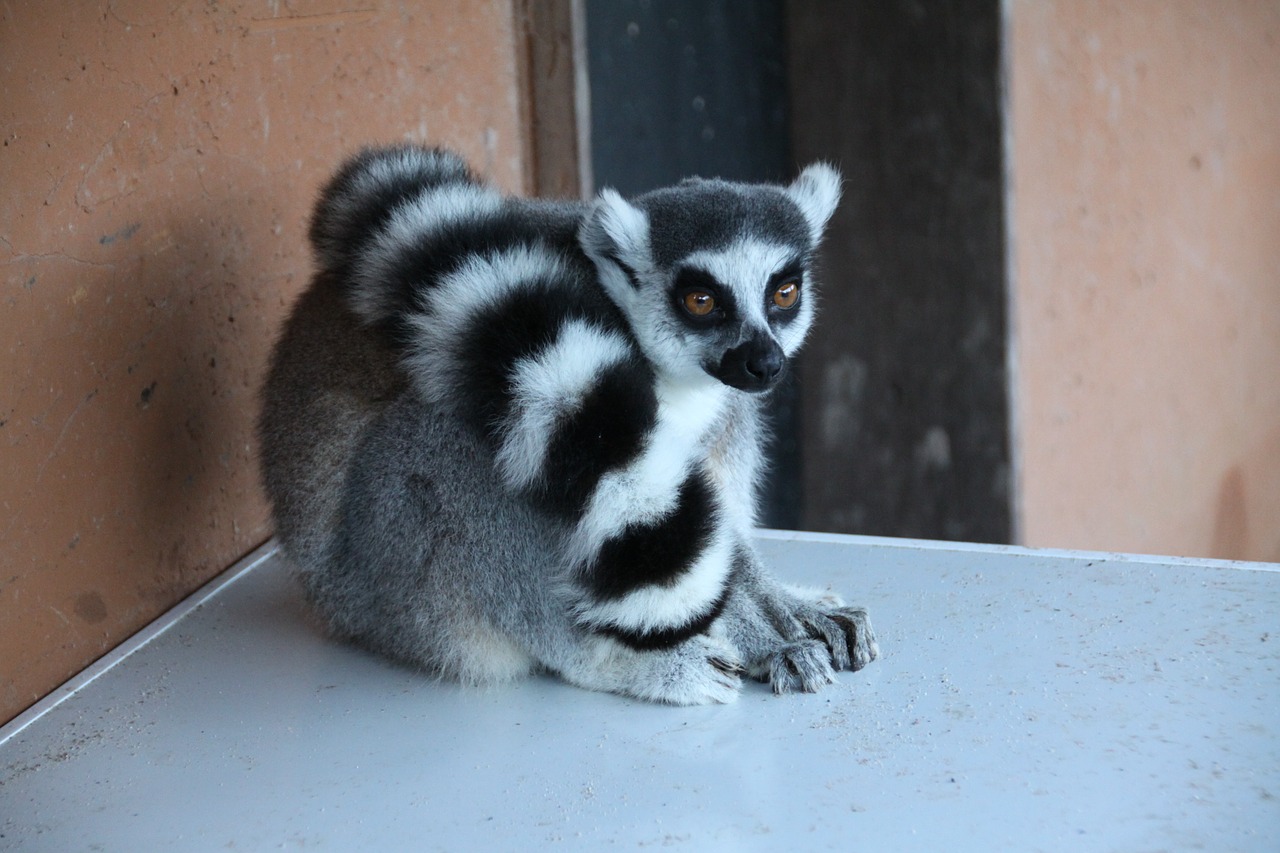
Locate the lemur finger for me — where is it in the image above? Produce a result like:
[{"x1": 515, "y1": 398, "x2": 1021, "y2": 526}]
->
[
  {"x1": 830, "y1": 607, "x2": 879, "y2": 671},
  {"x1": 768, "y1": 640, "x2": 837, "y2": 695},
  {"x1": 709, "y1": 655, "x2": 746, "y2": 678},
  {"x1": 801, "y1": 615, "x2": 852, "y2": 671}
]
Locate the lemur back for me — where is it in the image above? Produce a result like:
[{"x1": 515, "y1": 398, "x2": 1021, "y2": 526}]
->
[{"x1": 259, "y1": 144, "x2": 877, "y2": 704}]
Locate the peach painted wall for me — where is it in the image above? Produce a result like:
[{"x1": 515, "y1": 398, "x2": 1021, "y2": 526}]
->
[
  {"x1": 1, "y1": 0, "x2": 545, "y2": 724},
  {"x1": 1009, "y1": 0, "x2": 1280, "y2": 560}
]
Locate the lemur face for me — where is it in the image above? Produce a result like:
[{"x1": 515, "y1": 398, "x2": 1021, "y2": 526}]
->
[{"x1": 580, "y1": 165, "x2": 841, "y2": 392}]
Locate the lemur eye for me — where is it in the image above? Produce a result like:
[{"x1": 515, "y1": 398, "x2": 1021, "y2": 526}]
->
[
  {"x1": 682, "y1": 291, "x2": 717, "y2": 316},
  {"x1": 773, "y1": 281, "x2": 800, "y2": 309}
]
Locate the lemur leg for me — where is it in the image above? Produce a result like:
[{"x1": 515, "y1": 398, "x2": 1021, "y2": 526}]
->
[
  {"x1": 704, "y1": 402, "x2": 876, "y2": 689},
  {"x1": 719, "y1": 544, "x2": 878, "y2": 692},
  {"x1": 718, "y1": 583, "x2": 837, "y2": 694}
]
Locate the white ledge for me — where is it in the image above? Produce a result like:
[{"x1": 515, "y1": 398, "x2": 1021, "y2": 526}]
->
[{"x1": 2, "y1": 533, "x2": 1277, "y2": 850}]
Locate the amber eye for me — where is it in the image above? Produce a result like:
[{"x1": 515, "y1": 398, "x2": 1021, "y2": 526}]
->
[
  {"x1": 773, "y1": 281, "x2": 800, "y2": 309},
  {"x1": 682, "y1": 291, "x2": 717, "y2": 316}
]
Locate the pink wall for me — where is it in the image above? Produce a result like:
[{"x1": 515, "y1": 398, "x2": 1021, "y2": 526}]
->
[
  {"x1": 1009, "y1": 0, "x2": 1280, "y2": 560},
  {"x1": 0, "y1": 0, "x2": 545, "y2": 725}
]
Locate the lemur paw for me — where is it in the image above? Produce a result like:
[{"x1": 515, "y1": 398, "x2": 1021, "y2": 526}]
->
[
  {"x1": 624, "y1": 635, "x2": 744, "y2": 706},
  {"x1": 799, "y1": 606, "x2": 879, "y2": 672},
  {"x1": 765, "y1": 639, "x2": 837, "y2": 694}
]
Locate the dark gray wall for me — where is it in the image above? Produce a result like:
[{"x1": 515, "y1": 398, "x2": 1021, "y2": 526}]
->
[
  {"x1": 586, "y1": 0, "x2": 791, "y2": 193},
  {"x1": 789, "y1": 0, "x2": 1011, "y2": 542}
]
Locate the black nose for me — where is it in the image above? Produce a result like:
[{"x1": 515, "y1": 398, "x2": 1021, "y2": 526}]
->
[
  {"x1": 713, "y1": 337, "x2": 785, "y2": 392},
  {"x1": 745, "y1": 347, "x2": 783, "y2": 383}
]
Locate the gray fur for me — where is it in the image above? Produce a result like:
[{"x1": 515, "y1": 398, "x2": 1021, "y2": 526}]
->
[{"x1": 258, "y1": 145, "x2": 877, "y2": 705}]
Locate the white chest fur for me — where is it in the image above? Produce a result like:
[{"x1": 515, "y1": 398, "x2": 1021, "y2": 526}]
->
[
  {"x1": 654, "y1": 374, "x2": 729, "y2": 444},
  {"x1": 568, "y1": 374, "x2": 728, "y2": 567}
]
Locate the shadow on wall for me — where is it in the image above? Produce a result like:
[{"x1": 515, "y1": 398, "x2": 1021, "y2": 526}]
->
[
  {"x1": 2, "y1": 152, "x2": 281, "y2": 712},
  {"x1": 125, "y1": 187, "x2": 278, "y2": 600}
]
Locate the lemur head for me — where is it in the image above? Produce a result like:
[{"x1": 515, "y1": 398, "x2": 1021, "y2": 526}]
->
[{"x1": 579, "y1": 165, "x2": 841, "y2": 393}]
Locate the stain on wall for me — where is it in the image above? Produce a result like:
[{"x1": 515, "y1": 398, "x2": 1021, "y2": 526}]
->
[
  {"x1": 1, "y1": 0, "x2": 543, "y2": 724},
  {"x1": 1009, "y1": 0, "x2": 1280, "y2": 560}
]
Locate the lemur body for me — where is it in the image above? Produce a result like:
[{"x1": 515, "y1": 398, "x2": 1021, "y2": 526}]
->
[{"x1": 259, "y1": 145, "x2": 877, "y2": 704}]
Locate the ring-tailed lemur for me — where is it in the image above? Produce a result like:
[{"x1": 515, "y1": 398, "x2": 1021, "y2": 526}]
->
[{"x1": 259, "y1": 144, "x2": 878, "y2": 705}]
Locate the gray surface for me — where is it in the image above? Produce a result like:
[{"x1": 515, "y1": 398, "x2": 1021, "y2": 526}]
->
[{"x1": 2, "y1": 532, "x2": 1278, "y2": 851}]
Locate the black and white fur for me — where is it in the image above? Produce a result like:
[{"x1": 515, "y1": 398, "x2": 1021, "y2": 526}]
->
[{"x1": 259, "y1": 144, "x2": 878, "y2": 705}]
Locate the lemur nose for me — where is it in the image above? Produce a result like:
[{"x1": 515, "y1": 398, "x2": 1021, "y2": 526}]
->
[
  {"x1": 746, "y1": 348, "x2": 783, "y2": 381},
  {"x1": 715, "y1": 337, "x2": 785, "y2": 392}
]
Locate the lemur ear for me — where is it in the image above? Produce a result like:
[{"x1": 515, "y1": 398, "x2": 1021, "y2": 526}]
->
[
  {"x1": 579, "y1": 187, "x2": 651, "y2": 278},
  {"x1": 786, "y1": 162, "x2": 842, "y2": 244}
]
